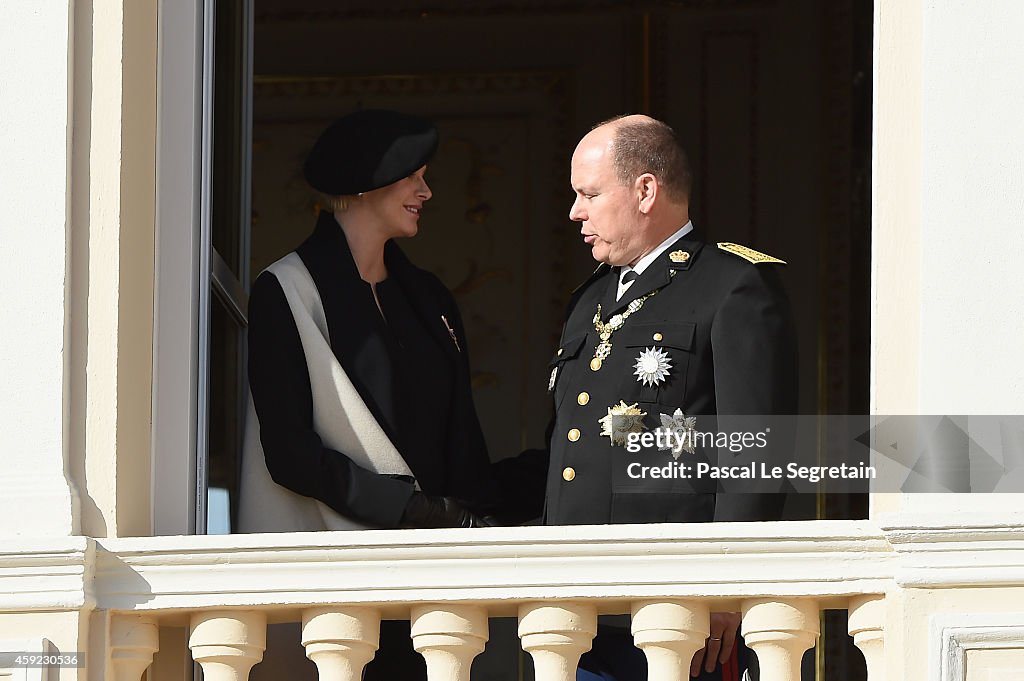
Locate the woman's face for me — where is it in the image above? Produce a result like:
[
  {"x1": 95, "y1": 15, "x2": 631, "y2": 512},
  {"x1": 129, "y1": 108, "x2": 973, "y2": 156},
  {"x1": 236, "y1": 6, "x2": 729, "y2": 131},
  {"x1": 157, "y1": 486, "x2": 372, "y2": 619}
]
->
[{"x1": 356, "y1": 165, "x2": 433, "y2": 239}]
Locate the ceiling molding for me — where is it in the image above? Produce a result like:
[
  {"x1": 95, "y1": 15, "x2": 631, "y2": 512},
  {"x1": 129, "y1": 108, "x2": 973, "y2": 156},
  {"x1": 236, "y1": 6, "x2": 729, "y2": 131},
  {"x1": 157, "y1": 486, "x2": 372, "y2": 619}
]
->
[{"x1": 255, "y1": 1, "x2": 778, "y2": 24}]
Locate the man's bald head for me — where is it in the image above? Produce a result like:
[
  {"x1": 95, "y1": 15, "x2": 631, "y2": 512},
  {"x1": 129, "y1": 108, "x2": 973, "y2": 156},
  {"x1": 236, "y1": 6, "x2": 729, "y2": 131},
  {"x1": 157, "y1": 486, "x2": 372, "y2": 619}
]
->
[{"x1": 590, "y1": 114, "x2": 692, "y2": 204}]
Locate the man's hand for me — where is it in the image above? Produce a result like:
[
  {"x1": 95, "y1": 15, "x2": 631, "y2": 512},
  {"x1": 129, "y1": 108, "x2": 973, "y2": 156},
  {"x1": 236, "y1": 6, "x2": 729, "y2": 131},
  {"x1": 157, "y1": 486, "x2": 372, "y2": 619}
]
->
[
  {"x1": 690, "y1": 612, "x2": 741, "y2": 677},
  {"x1": 400, "y1": 492, "x2": 493, "y2": 529}
]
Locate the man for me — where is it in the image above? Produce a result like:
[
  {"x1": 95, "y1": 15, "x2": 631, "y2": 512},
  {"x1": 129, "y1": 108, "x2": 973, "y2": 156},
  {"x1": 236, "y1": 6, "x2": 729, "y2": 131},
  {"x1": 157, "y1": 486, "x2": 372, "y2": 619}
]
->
[{"x1": 498, "y1": 114, "x2": 797, "y2": 680}]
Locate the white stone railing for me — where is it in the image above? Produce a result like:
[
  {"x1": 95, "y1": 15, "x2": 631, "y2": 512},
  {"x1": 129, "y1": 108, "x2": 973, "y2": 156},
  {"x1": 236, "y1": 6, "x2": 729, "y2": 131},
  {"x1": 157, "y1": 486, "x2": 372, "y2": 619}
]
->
[
  {"x1": 81, "y1": 520, "x2": 899, "y2": 681},
  {"x1": 7, "y1": 512, "x2": 1024, "y2": 680}
]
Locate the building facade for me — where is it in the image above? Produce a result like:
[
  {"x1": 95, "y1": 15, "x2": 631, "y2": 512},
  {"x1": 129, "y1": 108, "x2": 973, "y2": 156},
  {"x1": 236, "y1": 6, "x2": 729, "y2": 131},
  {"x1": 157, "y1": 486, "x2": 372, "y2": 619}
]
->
[{"x1": 1, "y1": 1, "x2": 1024, "y2": 680}]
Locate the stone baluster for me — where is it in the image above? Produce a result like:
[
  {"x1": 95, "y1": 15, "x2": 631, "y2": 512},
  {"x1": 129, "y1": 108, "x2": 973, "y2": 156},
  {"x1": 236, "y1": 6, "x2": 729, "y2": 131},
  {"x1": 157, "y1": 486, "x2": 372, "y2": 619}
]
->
[
  {"x1": 301, "y1": 607, "x2": 380, "y2": 681},
  {"x1": 631, "y1": 600, "x2": 711, "y2": 681},
  {"x1": 410, "y1": 605, "x2": 489, "y2": 681},
  {"x1": 189, "y1": 610, "x2": 267, "y2": 681},
  {"x1": 110, "y1": 614, "x2": 159, "y2": 681},
  {"x1": 518, "y1": 602, "x2": 597, "y2": 681},
  {"x1": 741, "y1": 599, "x2": 819, "y2": 681},
  {"x1": 848, "y1": 594, "x2": 886, "y2": 681}
]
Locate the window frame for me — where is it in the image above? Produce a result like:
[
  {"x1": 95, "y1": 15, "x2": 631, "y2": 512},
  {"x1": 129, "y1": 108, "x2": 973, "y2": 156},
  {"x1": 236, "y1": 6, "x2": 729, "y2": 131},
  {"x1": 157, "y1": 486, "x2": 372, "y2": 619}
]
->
[{"x1": 151, "y1": 0, "x2": 218, "y2": 536}]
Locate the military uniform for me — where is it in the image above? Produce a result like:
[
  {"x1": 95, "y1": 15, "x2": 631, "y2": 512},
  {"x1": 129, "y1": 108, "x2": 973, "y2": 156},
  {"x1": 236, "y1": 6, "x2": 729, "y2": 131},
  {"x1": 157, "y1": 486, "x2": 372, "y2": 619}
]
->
[
  {"x1": 498, "y1": 229, "x2": 797, "y2": 526},
  {"x1": 494, "y1": 228, "x2": 797, "y2": 681}
]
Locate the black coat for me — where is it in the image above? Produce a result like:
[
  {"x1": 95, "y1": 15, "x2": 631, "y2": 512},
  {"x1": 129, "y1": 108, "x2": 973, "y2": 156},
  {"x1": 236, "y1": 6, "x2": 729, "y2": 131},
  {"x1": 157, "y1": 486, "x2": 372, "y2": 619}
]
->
[
  {"x1": 247, "y1": 211, "x2": 500, "y2": 528},
  {"x1": 497, "y1": 231, "x2": 798, "y2": 525}
]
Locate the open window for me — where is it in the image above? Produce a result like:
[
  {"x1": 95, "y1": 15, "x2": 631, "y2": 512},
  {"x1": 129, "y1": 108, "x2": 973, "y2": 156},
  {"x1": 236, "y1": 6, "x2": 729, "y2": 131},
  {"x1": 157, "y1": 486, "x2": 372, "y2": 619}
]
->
[{"x1": 153, "y1": 1, "x2": 873, "y2": 675}]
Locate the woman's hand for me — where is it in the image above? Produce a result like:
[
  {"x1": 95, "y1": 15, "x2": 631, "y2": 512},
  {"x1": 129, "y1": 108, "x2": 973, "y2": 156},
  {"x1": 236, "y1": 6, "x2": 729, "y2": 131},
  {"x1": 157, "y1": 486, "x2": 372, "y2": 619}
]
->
[{"x1": 401, "y1": 492, "x2": 493, "y2": 528}]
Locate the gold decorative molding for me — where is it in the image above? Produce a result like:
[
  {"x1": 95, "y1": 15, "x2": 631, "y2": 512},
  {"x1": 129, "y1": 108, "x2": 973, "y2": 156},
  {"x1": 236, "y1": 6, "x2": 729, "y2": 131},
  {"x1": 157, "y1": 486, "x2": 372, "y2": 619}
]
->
[
  {"x1": 253, "y1": 72, "x2": 570, "y2": 100},
  {"x1": 255, "y1": 1, "x2": 778, "y2": 24}
]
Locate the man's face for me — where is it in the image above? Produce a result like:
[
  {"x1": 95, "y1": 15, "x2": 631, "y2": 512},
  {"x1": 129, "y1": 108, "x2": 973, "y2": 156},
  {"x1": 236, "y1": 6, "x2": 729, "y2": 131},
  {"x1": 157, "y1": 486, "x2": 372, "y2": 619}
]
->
[{"x1": 568, "y1": 129, "x2": 645, "y2": 267}]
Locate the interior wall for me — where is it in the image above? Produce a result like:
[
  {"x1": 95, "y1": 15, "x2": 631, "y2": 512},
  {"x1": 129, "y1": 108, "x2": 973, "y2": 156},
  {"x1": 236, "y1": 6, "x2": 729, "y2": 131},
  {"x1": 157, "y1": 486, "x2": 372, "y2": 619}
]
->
[{"x1": 250, "y1": 0, "x2": 872, "y2": 468}]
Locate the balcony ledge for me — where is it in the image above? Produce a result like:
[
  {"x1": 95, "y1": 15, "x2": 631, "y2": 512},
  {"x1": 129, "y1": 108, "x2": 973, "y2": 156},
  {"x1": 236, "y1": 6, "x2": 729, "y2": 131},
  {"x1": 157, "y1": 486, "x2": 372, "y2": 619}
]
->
[
  {"x1": 4, "y1": 518, "x2": 1024, "y2": 617},
  {"x1": 93, "y1": 521, "x2": 891, "y2": 620}
]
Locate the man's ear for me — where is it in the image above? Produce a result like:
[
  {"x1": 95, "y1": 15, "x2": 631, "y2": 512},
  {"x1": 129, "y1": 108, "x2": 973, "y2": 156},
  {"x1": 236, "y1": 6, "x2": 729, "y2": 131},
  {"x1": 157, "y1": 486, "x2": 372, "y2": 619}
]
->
[{"x1": 636, "y1": 173, "x2": 658, "y2": 214}]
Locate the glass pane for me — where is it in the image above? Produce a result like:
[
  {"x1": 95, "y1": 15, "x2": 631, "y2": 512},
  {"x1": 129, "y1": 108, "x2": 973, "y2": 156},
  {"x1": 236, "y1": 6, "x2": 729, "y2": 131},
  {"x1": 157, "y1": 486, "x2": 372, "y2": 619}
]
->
[
  {"x1": 208, "y1": 292, "x2": 244, "y2": 534},
  {"x1": 211, "y1": 0, "x2": 248, "y2": 278}
]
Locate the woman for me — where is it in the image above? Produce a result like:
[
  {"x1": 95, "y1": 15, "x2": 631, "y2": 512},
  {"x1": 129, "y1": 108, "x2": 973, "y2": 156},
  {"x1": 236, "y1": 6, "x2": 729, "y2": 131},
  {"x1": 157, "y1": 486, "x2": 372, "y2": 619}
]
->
[{"x1": 239, "y1": 109, "x2": 501, "y2": 679}]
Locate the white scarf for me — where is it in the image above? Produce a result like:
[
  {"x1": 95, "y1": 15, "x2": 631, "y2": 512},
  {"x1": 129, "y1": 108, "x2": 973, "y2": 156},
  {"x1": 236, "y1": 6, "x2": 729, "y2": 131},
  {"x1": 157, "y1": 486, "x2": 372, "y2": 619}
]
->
[{"x1": 237, "y1": 253, "x2": 413, "y2": 532}]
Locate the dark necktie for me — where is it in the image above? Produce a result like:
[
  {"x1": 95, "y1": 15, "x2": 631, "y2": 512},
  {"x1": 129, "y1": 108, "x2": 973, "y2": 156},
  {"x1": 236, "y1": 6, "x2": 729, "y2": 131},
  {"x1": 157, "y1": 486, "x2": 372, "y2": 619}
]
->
[{"x1": 614, "y1": 269, "x2": 639, "y2": 303}]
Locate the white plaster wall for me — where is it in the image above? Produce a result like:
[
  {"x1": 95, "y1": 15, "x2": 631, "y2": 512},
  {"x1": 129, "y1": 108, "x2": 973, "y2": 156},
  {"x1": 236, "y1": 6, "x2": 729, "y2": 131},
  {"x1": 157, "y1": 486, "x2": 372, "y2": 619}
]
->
[
  {"x1": 872, "y1": 0, "x2": 923, "y2": 417},
  {"x1": 0, "y1": 3, "x2": 78, "y2": 534},
  {"x1": 873, "y1": 1, "x2": 1024, "y2": 517},
  {"x1": 0, "y1": 612, "x2": 88, "y2": 681},
  {"x1": 919, "y1": 1, "x2": 1024, "y2": 414},
  {"x1": 906, "y1": 589, "x2": 1024, "y2": 681},
  {"x1": 0, "y1": 0, "x2": 158, "y2": 539},
  {"x1": 71, "y1": 0, "x2": 158, "y2": 539}
]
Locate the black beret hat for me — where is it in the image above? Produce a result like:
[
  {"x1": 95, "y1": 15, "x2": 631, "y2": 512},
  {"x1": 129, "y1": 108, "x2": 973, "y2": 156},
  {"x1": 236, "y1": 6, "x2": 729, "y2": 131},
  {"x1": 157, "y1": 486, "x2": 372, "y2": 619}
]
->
[{"x1": 303, "y1": 109, "x2": 439, "y2": 195}]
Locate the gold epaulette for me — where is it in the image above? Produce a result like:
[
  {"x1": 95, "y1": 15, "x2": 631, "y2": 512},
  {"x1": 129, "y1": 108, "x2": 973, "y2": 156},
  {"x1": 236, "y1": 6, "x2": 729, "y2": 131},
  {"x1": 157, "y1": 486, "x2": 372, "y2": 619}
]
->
[{"x1": 717, "y1": 242, "x2": 786, "y2": 265}]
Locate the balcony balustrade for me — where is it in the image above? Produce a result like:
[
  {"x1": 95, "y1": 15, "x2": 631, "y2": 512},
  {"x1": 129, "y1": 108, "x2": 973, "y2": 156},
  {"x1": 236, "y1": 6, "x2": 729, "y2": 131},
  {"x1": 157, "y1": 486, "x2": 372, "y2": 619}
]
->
[{"x1": 87, "y1": 520, "x2": 897, "y2": 681}]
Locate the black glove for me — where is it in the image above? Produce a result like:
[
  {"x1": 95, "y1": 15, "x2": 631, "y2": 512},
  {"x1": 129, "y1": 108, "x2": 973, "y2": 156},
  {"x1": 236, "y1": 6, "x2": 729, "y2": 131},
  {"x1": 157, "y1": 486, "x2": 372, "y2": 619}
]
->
[{"x1": 400, "y1": 492, "x2": 493, "y2": 529}]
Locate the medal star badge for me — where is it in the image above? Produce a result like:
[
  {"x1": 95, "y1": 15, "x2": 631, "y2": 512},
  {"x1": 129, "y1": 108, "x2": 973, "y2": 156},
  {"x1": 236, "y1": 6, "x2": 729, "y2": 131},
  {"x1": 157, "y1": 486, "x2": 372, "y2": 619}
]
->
[
  {"x1": 634, "y1": 347, "x2": 672, "y2": 386},
  {"x1": 598, "y1": 401, "x2": 647, "y2": 446},
  {"x1": 659, "y1": 408, "x2": 697, "y2": 459}
]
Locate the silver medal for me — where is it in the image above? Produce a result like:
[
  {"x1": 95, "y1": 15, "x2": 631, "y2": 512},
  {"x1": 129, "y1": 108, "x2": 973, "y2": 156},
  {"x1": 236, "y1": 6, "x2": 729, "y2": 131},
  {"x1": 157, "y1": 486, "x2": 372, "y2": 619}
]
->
[{"x1": 634, "y1": 347, "x2": 672, "y2": 386}]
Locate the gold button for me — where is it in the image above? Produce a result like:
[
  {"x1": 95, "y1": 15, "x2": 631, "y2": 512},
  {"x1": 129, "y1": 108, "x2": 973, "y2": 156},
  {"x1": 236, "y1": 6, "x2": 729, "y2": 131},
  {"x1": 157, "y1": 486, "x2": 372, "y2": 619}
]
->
[
  {"x1": 562, "y1": 467, "x2": 576, "y2": 481},
  {"x1": 653, "y1": 332, "x2": 664, "y2": 342},
  {"x1": 590, "y1": 357, "x2": 603, "y2": 371},
  {"x1": 557, "y1": 348, "x2": 564, "y2": 356},
  {"x1": 577, "y1": 391, "x2": 590, "y2": 406},
  {"x1": 567, "y1": 428, "x2": 581, "y2": 442}
]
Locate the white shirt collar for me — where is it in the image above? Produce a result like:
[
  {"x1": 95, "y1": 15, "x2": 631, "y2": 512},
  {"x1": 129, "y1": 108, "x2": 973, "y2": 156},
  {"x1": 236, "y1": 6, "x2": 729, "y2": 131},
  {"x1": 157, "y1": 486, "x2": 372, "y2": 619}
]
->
[{"x1": 623, "y1": 221, "x2": 694, "y2": 279}]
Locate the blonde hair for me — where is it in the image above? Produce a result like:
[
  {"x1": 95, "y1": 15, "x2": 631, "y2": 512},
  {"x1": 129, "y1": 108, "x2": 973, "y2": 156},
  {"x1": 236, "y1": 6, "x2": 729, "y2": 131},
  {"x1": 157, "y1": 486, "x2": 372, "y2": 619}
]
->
[{"x1": 316, "y1": 192, "x2": 361, "y2": 214}]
